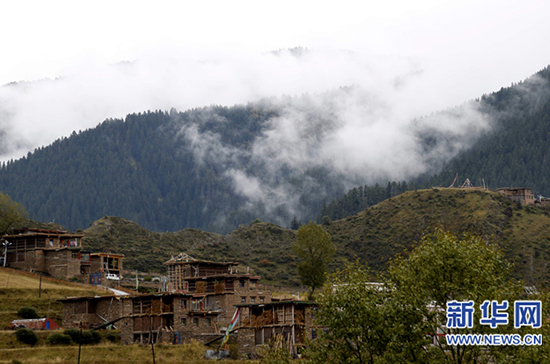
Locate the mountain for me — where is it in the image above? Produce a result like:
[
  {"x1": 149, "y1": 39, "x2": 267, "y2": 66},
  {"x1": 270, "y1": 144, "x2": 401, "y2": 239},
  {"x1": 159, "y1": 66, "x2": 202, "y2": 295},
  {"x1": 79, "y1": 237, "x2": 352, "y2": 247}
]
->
[
  {"x1": 0, "y1": 98, "x2": 351, "y2": 233},
  {"x1": 82, "y1": 188, "x2": 550, "y2": 288},
  {"x1": 1, "y1": 66, "x2": 550, "y2": 234},
  {"x1": 321, "y1": 66, "x2": 550, "y2": 221}
]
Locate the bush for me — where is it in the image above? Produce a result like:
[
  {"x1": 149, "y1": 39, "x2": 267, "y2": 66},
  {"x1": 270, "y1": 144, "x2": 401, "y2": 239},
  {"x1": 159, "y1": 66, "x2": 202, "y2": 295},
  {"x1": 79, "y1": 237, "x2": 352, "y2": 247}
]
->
[
  {"x1": 105, "y1": 332, "x2": 121, "y2": 343},
  {"x1": 90, "y1": 330, "x2": 102, "y2": 344},
  {"x1": 47, "y1": 333, "x2": 72, "y2": 345},
  {"x1": 62, "y1": 329, "x2": 101, "y2": 344},
  {"x1": 258, "y1": 335, "x2": 292, "y2": 364},
  {"x1": 63, "y1": 328, "x2": 80, "y2": 342},
  {"x1": 14, "y1": 328, "x2": 38, "y2": 346},
  {"x1": 17, "y1": 307, "x2": 39, "y2": 319}
]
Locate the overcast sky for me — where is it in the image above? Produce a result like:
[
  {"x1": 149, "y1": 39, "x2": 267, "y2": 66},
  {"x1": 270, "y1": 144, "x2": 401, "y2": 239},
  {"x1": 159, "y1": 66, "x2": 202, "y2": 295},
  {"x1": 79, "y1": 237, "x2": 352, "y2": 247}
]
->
[{"x1": 1, "y1": 0, "x2": 550, "y2": 162}]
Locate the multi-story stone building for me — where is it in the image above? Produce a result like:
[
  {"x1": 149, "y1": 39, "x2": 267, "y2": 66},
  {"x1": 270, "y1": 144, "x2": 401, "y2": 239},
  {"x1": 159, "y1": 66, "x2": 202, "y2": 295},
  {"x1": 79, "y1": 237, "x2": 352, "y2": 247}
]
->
[
  {"x1": 496, "y1": 187, "x2": 535, "y2": 205},
  {"x1": 236, "y1": 300, "x2": 317, "y2": 357},
  {"x1": 164, "y1": 255, "x2": 272, "y2": 324},
  {"x1": 60, "y1": 254, "x2": 272, "y2": 345},
  {"x1": 1, "y1": 228, "x2": 123, "y2": 285}
]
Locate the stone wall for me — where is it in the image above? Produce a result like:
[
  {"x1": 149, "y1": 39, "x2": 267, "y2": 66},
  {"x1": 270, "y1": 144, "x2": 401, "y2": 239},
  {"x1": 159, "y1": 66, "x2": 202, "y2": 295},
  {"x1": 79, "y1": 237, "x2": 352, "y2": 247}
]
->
[
  {"x1": 60, "y1": 296, "x2": 124, "y2": 329},
  {"x1": 236, "y1": 327, "x2": 256, "y2": 358}
]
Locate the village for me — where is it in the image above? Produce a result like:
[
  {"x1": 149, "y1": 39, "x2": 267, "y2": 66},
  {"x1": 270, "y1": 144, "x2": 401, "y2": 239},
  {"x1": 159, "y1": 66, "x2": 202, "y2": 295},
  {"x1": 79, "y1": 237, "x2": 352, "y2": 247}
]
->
[
  {"x1": 1, "y1": 226, "x2": 316, "y2": 358},
  {"x1": 1, "y1": 186, "x2": 548, "y2": 359}
]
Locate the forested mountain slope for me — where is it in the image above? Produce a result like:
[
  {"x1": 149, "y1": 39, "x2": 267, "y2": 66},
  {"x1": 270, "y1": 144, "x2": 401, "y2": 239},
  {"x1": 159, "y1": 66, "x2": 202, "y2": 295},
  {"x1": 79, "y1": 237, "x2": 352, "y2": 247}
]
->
[
  {"x1": 321, "y1": 66, "x2": 550, "y2": 221},
  {"x1": 1, "y1": 66, "x2": 549, "y2": 234},
  {"x1": 0, "y1": 104, "x2": 323, "y2": 232},
  {"x1": 0, "y1": 98, "x2": 349, "y2": 233},
  {"x1": 427, "y1": 66, "x2": 550, "y2": 194}
]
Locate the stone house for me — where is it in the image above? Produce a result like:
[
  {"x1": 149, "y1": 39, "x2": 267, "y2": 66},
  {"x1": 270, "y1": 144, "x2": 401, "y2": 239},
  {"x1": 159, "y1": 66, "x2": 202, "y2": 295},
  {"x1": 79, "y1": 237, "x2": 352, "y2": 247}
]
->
[
  {"x1": 60, "y1": 255, "x2": 273, "y2": 346},
  {"x1": 164, "y1": 255, "x2": 272, "y2": 325},
  {"x1": 58, "y1": 295, "x2": 126, "y2": 330},
  {"x1": 496, "y1": 187, "x2": 535, "y2": 205},
  {"x1": 1, "y1": 228, "x2": 124, "y2": 285},
  {"x1": 235, "y1": 300, "x2": 317, "y2": 357}
]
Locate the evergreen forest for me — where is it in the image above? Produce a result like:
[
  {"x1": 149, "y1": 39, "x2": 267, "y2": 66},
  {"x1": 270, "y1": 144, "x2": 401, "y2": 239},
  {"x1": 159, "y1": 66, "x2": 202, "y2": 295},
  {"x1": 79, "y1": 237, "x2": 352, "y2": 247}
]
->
[{"x1": 1, "y1": 66, "x2": 550, "y2": 233}]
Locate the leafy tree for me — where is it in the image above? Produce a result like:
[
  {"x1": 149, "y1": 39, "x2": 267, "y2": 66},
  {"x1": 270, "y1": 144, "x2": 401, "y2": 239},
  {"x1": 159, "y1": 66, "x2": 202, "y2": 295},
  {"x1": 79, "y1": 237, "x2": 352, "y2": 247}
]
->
[
  {"x1": 0, "y1": 192, "x2": 28, "y2": 235},
  {"x1": 388, "y1": 228, "x2": 517, "y2": 363},
  {"x1": 309, "y1": 229, "x2": 546, "y2": 364},
  {"x1": 17, "y1": 306, "x2": 39, "y2": 319},
  {"x1": 292, "y1": 222, "x2": 335, "y2": 299}
]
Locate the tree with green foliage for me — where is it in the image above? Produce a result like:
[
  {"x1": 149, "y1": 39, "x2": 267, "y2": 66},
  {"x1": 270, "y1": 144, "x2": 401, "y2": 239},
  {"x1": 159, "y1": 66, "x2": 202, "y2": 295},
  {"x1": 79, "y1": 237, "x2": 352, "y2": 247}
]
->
[
  {"x1": 309, "y1": 229, "x2": 546, "y2": 364},
  {"x1": 17, "y1": 306, "x2": 39, "y2": 319},
  {"x1": 292, "y1": 222, "x2": 335, "y2": 299},
  {"x1": 388, "y1": 228, "x2": 518, "y2": 364},
  {"x1": 0, "y1": 192, "x2": 28, "y2": 235}
]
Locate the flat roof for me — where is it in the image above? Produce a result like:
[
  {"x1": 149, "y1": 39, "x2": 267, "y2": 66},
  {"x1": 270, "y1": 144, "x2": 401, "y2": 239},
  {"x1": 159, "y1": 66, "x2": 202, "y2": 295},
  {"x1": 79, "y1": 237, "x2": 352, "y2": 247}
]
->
[
  {"x1": 180, "y1": 274, "x2": 261, "y2": 281},
  {"x1": 235, "y1": 300, "x2": 316, "y2": 308},
  {"x1": 90, "y1": 253, "x2": 125, "y2": 258},
  {"x1": 2, "y1": 232, "x2": 84, "y2": 239},
  {"x1": 164, "y1": 259, "x2": 239, "y2": 266}
]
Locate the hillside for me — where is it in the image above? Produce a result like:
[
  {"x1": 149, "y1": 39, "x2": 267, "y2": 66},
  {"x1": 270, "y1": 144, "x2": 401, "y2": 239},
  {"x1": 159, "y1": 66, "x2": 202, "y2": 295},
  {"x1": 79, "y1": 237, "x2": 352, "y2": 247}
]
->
[
  {"x1": 83, "y1": 188, "x2": 550, "y2": 288},
  {"x1": 0, "y1": 268, "x2": 109, "y2": 329}
]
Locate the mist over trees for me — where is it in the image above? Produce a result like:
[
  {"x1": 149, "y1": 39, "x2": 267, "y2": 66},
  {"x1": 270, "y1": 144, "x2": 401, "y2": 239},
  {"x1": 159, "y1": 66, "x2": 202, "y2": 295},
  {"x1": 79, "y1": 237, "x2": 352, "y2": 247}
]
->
[
  {"x1": 0, "y1": 66, "x2": 549, "y2": 233},
  {"x1": 321, "y1": 66, "x2": 550, "y2": 222}
]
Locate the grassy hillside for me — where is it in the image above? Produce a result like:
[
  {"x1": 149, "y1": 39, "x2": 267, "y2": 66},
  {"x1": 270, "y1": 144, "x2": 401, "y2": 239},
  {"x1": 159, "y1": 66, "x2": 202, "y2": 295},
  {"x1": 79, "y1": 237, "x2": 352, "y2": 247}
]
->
[
  {"x1": 326, "y1": 188, "x2": 550, "y2": 285},
  {"x1": 0, "y1": 268, "x2": 109, "y2": 329},
  {"x1": 82, "y1": 188, "x2": 550, "y2": 288}
]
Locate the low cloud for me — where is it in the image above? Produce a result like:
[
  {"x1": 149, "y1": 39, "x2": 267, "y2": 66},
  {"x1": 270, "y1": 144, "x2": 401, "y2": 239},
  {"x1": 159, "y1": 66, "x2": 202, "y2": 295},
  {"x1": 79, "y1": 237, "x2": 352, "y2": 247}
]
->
[{"x1": 0, "y1": 48, "x2": 495, "y2": 222}]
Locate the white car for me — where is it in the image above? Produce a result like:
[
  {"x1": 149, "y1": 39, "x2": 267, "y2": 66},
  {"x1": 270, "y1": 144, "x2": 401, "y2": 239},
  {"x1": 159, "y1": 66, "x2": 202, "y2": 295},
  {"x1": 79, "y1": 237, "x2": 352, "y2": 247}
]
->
[{"x1": 106, "y1": 273, "x2": 120, "y2": 281}]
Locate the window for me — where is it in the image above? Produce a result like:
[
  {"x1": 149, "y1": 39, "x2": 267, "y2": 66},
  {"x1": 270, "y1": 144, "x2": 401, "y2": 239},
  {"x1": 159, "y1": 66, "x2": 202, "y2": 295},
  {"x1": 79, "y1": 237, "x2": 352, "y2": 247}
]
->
[
  {"x1": 239, "y1": 280, "x2": 245, "y2": 287},
  {"x1": 72, "y1": 252, "x2": 80, "y2": 260},
  {"x1": 181, "y1": 299, "x2": 187, "y2": 309},
  {"x1": 251, "y1": 297, "x2": 256, "y2": 303},
  {"x1": 181, "y1": 318, "x2": 187, "y2": 326},
  {"x1": 260, "y1": 297, "x2": 264, "y2": 303},
  {"x1": 241, "y1": 297, "x2": 246, "y2": 303},
  {"x1": 206, "y1": 317, "x2": 211, "y2": 327},
  {"x1": 193, "y1": 318, "x2": 199, "y2": 326}
]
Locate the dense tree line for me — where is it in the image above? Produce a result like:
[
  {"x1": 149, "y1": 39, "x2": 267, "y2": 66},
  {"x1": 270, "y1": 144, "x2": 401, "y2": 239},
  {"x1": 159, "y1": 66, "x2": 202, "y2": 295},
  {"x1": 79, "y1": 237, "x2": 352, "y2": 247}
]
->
[
  {"x1": 319, "y1": 181, "x2": 422, "y2": 221},
  {"x1": 425, "y1": 66, "x2": 550, "y2": 197},
  {"x1": 0, "y1": 105, "x2": 282, "y2": 233},
  {"x1": 0, "y1": 103, "x2": 345, "y2": 233},
  {"x1": 1, "y1": 65, "x2": 549, "y2": 233}
]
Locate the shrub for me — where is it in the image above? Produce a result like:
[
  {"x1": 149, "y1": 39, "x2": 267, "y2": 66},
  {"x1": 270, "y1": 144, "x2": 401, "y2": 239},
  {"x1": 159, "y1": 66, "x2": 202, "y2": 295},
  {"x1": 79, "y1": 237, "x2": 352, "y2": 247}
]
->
[
  {"x1": 259, "y1": 259, "x2": 270, "y2": 266},
  {"x1": 105, "y1": 332, "x2": 121, "y2": 343},
  {"x1": 258, "y1": 334, "x2": 292, "y2": 364},
  {"x1": 47, "y1": 333, "x2": 72, "y2": 345},
  {"x1": 17, "y1": 307, "x2": 39, "y2": 319},
  {"x1": 14, "y1": 328, "x2": 38, "y2": 346},
  {"x1": 78, "y1": 330, "x2": 93, "y2": 344},
  {"x1": 90, "y1": 330, "x2": 102, "y2": 344},
  {"x1": 63, "y1": 328, "x2": 80, "y2": 342}
]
